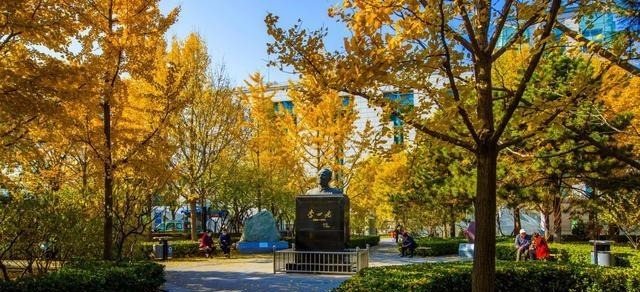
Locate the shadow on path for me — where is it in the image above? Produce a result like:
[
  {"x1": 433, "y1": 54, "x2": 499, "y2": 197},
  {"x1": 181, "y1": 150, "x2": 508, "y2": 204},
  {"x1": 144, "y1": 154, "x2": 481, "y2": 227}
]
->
[{"x1": 164, "y1": 270, "x2": 348, "y2": 292}]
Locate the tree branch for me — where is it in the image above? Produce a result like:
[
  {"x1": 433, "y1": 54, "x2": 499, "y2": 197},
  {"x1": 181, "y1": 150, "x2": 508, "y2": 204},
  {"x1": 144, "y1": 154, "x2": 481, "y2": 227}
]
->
[
  {"x1": 488, "y1": 0, "x2": 514, "y2": 53},
  {"x1": 454, "y1": 0, "x2": 481, "y2": 52},
  {"x1": 567, "y1": 125, "x2": 640, "y2": 170},
  {"x1": 414, "y1": 0, "x2": 475, "y2": 52},
  {"x1": 555, "y1": 20, "x2": 640, "y2": 77},
  {"x1": 491, "y1": 10, "x2": 544, "y2": 61},
  {"x1": 345, "y1": 89, "x2": 476, "y2": 152},
  {"x1": 492, "y1": 0, "x2": 562, "y2": 144},
  {"x1": 438, "y1": 0, "x2": 480, "y2": 144}
]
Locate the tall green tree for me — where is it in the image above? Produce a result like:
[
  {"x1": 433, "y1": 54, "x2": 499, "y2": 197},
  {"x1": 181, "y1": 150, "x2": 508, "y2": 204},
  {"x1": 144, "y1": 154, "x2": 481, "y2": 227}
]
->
[{"x1": 411, "y1": 138, "x2": 475, "y2": 238}]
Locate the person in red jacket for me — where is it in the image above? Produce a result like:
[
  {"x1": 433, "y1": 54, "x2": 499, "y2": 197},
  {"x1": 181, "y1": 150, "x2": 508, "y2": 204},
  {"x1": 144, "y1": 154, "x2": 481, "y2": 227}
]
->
[
  {"x1": 533, "y1": 232, "x2": 550, "y2": 260},
  {"x1": 199, "y1": 230, "x2": 215, "y2": 258}
]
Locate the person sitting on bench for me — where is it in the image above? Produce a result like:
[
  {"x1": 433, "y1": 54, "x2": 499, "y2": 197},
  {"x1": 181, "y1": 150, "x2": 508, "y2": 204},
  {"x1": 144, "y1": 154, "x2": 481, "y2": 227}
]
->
[
  {"x1": 515, "y1": 229, "x2": 532, "y2": 261},
  {"x1": 401, "y1": 232, "x2": 417, "y2": 258},
  {"x1": 219, "y1": 229, "x2": 232, "y2": 258},
  {"x1": 199, "y1": 230, "x2": 215, "y2": 258},
  {"x1": 533, "y1": 232, "x2": 550, "y2": 260}
]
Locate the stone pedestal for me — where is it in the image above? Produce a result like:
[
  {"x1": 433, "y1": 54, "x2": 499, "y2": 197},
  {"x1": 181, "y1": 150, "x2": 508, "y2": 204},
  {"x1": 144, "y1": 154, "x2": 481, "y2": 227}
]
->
[
  {"x1": 237, "y1": 241, "x2": 288, "y2": 254},
  {"x1": 295, "y1": 195, "x2": 349, "y2": 251}
]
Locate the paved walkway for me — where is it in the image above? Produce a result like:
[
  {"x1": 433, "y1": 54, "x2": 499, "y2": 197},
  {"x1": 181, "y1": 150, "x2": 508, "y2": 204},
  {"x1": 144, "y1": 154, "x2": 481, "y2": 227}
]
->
[{"x1": 162, "y1": 238, "x2": 464, "y2": 292}]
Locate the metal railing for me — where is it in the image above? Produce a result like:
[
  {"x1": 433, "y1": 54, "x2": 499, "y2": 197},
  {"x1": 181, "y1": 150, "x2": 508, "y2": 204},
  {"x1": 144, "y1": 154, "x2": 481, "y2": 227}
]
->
[{"x1": 273, "y1": 245, "x2": 369, "y2": 274}]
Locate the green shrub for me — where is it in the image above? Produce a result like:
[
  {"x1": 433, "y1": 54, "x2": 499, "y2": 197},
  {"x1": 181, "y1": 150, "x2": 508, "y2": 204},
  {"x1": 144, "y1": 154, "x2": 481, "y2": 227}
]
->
[
  {"x1": 150, "y1": 232, "x2": 190, "y2": 240},
  {"x1": 496, "y1": 240, "x2": 640, "y2": 267},
  {"x1": 136, "y1": 240, "x2": 202, "y2": 259},
  {"x1": 335, "y1": 261, "x2": 640, "y2": 292},
  {"x1": 0, "y1": 261, "x2": 164, "y2": 292},
  {"x1": 399, "y1": 237, "x2": 466, "y2": 256},
  {"x1": 348, "y1": 235, "x2": 380, "y2": 249}
]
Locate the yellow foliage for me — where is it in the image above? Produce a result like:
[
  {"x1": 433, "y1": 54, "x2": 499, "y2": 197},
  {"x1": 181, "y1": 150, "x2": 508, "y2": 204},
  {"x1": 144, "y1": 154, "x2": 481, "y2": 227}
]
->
[
  {"x1": 598, "y1": 66, "x2": 640, "y2": 154},
  {"x1": 349, "y1": 151, "x2": 409, "y2": 231}
]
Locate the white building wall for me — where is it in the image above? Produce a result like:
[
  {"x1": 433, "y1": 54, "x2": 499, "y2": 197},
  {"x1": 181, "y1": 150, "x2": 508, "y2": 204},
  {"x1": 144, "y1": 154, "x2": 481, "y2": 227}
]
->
[{"x1": 265, "y1": 84, "x2": 419, "y2": 166}]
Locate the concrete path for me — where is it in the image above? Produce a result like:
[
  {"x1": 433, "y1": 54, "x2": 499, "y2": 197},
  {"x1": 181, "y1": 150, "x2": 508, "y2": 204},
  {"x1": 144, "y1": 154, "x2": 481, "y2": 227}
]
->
[{"x1": 162, "y1": 237, "x2": 464, "y2": 292}]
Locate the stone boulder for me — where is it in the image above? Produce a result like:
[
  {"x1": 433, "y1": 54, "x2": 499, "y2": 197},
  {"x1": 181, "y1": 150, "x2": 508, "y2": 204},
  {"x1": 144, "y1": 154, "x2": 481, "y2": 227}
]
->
[{"x1": 240, "y1": 211, "x2": 281, "y2": 242}]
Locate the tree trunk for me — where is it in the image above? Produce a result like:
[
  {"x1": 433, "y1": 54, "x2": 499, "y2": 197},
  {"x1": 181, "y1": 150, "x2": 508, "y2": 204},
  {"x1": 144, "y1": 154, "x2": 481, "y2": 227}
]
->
[
  {"x1": 472, "y1": 147, "x2": 497, "y2": 292},
  {"x1": 496, "y1": 211, "x2": 505, "y2": 237},
  {"x1": 116, "y1": 232, "x2": 124, "y2": 260},
  {"x1": 190, "y1": 199, "x2": 197, "y2": 240},
  {"x1": 552, "y1": 195, "x2": 562, "y2": 242},
  {"x1": 201, "y1": 195, "x2": 208, "y2": 233},
  {"x1": 0, "y1": 259, "x2": 8, "y2": 281},
  {"x1": 103, "y1": 100, "x2": 114, "y2": 261},
  {"x1": 449, "y1": 205, "x2": 456, "y2": 238},
  {"x1": 543, "y1": 211, "x2": 551, "y2": 240},
  {"x1": 587, "y1": 212, "x2": 594, "y2": 239},
  {"x1": 512, "y1": 207, "x2": 521, "y2": 236},
  {"x1": 608, "y1": 223, "x2": 619, "y2": 241}
]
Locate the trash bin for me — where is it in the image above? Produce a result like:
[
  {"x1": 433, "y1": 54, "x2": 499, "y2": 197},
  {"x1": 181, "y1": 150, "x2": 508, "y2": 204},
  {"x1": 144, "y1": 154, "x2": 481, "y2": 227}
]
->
[
  {"x1": 153, "y1": 237, "x2": 173, "y2": 260},
  {"x1": 589, "y1": 240, "x2": 614, "y2": 266}
]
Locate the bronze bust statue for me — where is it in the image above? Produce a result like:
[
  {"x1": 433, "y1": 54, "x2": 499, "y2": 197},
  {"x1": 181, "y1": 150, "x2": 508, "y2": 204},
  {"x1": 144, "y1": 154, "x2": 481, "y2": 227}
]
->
[{"x1": 305, "y1": 168, "x2": 343, "y2": 195}]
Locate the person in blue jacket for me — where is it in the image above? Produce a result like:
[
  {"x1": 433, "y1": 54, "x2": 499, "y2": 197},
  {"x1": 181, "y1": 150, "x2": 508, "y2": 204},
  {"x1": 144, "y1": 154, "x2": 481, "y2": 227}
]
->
[
  {"x1": 401, "y1": 232, "x2": 417, "y2": 258},
  {"x1": 219, "y1": 229, "x2": 232, "y2": 258},
  {"x1": 514, "y1": 229, "x2": 532, "y2": 261}
]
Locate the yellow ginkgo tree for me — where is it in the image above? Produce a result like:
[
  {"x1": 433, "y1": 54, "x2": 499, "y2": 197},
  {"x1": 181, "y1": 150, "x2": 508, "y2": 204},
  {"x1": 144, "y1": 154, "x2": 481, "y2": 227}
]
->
[
  {"x1": 170, "y1": 33, "x2": 244, "y2": 240},
  {"x1": 241, "y1": 73, "x2": 304, "y2": 214},
  {"x1": 64, "y1": 0, "x2": 184, "y2": 260},
  {"x1": 263, "y1": 0, "x2": 603, "y2": 290}
]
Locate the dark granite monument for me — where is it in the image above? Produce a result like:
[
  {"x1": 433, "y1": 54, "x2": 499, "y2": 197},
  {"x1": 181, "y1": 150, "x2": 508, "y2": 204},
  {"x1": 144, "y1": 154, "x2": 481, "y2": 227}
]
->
[{"x1": 295, "y1": 169, "x2": 349, "y2": 251}]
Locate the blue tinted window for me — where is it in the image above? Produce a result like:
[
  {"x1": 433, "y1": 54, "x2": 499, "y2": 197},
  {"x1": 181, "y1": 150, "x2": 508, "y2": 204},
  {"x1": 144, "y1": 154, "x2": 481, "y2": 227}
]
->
[
  {"x1": 579, "y1": 13, "x2": 616, "y2": 42},
  {"x1": 383, "y1": 92, "x2": 414, "y2": 106},
  {"x1": 390, "y1": 112, "x2": 404, "y2": 144},
  {"x1": 384, "y1": 91, "x2": 412, "y2": 145},
  {"x1": 273, "y1": 101, "x2": 293, "y2": 114},
  {"x1": 497, "y1": 25, "x2": 516, "y2": 48},
  {"x1": 342, "y1": 96, "x2": 351, "y2": 107}
]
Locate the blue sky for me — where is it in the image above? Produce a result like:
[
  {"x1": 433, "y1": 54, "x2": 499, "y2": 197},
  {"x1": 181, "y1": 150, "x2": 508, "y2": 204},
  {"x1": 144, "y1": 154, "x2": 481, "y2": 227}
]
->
[{"x1": 159, "y1": 0, "x2": 348, "y2": 86}]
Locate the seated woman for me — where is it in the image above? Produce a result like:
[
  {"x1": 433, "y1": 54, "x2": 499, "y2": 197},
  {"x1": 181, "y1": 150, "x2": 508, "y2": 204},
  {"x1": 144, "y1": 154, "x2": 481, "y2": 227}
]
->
[
  {"x1": 199, "y1": 230, "x2": 215, "y2": 258},
  {"x1": 533, "y1": 232, "x2": 550, "y2": 260}
]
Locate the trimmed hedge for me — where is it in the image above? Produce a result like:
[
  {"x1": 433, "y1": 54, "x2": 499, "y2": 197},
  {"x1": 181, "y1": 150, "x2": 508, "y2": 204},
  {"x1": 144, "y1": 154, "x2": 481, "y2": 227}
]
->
[
  {"x1": 0, "y1": 261, "x2": 164, "y2": 292},
  {"x1": 397, "y1": 237, "x2": 467, "y2": 256},
  {"x1": 150, "y1": 232, "x2": 190, "y2": 240},
  {"x1": 335, "y1": 261, "x2": 640, "y2": 292},
  {"x1": 415, "y1": 238, "x2": 467, "y2": 256},
  {"x1": 348, "y1": 235, "x2": 381, "y2": 249},
  {"x1": 136, "y1": 236, "x2": 379, "y2": 258},
  {"x1": 137, "y1": 240, "x2": 202, "y2": 259},
  {"x1": 496, "y1": 241, "x2": 640, "y2": 268}
]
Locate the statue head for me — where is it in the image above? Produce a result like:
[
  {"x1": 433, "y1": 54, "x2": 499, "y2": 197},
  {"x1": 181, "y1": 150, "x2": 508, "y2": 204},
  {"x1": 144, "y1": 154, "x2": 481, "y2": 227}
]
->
[
  {"x1": 318, "y1": 168, "x2": 332, "y2": 189},
  {"x1": 305, "y1": 168, "x2": 343, "y2": 195}
]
